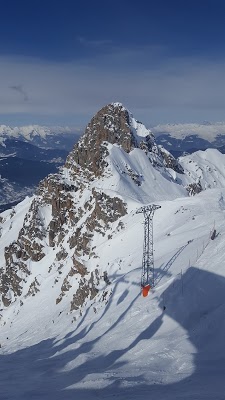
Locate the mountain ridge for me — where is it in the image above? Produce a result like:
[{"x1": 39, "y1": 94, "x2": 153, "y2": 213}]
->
[{"x1": 0, "y1": 102, "x2": 187, "y2": 309}]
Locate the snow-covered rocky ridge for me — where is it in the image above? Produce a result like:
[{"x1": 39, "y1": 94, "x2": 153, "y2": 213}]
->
[
  {"x1": 0, "y1": 102, "x2": 186, "y2": 309},
  {"x1": 0, "y1": 103, "x2": 225, "y2": 399}
]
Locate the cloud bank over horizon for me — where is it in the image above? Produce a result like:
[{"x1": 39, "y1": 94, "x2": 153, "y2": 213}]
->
[
  {"x1": 151, "y1": 121, "x2": 225, "y2": 141},
  {"x1": 0, "y1": 47, "x2": 224, "y2": 127}
]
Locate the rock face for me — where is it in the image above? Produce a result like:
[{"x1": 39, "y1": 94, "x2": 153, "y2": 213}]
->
[
  {"x1": 0, "y1": 102, "x2": 185, "y2": 311},
  {"x1": 65, "y1": 103, "x2": 183, "y2": 178},
  {"x1": 186, "y1": 181, "x2": 203, "y2": 196},
  {"x1": 65, "y1": 103, "x2": 137, "y2": 176},
  {"x1": 159, "y1": 146, "x2": 184, "y2": 174}
]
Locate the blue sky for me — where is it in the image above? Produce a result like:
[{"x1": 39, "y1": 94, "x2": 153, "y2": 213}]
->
[{"x1": 0, "y1": 0, "x2": 224, "y2": 127}]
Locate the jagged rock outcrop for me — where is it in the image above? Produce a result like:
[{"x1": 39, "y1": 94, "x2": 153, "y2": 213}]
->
[
  {"x1": 186, "y1": 181, "x2": 203, "y2": 196},
  {"x1": 25, "y1": 277, "x2": 40, "y2": 298},
  {"x1": 86, "y1": 189, "x2": 127, "y2": 233},
  {"x1": 65, "y1": 103, "x2": 183, "y2": 178},
  {"x1": 70, "y1": 269, "x2": 100, "y2": 311},
  {"x1": 65, "y1": 103, "x2": 137, "y2": 176},
  {"x1": 1, "y1": 242, "x2": 30, "y2": 306},
  {"x1": 17, "y1": 198, "x2": 46, "y2": 261},
  {"x1": 159, "y1": 146, "x2": 184, "y2": 174}
]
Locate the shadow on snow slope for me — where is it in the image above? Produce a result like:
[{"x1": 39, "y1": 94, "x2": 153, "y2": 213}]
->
[
  {"x1": 154, "y1": 242, "x2": 190, "y2": 286},
  {"x1": 0, "y1": 267, "x2": 225, "y2": 400}
]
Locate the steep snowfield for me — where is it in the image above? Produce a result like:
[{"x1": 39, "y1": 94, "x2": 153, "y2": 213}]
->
[
  {"x1": 179, "y1": 148, "x2": 225, "y2": 189},
  {"x1": 0, "y1": 188, "x2": 225, "y2": 399},
  {"x1": 94, "y1": 143, "x2": 187, "y2": 208}
]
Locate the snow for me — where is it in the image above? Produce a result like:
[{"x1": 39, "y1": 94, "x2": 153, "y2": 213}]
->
[
  {"x1": 0, "y1": 185, "x2": 225, "y2": 398},
  {"x1": 1, "y1": 112, "x2": 225, "y2": 400},
  {"x1": 130, "y1": 116, "x2": 152, "y2": 139},
  {"x1": 179, "y1": 148, "x2": 225, "y2": 189},
  {"x1": 111, "y1": 102, "x2": 126, "y2": 110},
  {"x1": 96, "y1": 144, "x2": 186, "y2": 209}
]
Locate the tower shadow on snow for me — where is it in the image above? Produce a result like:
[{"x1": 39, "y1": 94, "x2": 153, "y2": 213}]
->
[{"x1": 154, "y1": 242, "x2": 190, "y2": 286}]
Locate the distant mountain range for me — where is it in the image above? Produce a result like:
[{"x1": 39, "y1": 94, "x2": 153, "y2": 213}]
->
[
  {"x1": 0, "y1": 126, "x2": 81, "y2": 210},
  {"x1": 152, "y1": 122, "x2": 225, "y2": 156},
  {"x1": 1, "y1": 120, "x2": 225, "y2": 211},
  {"x1": 0, "y1": 124, "x2": 81, "y2": 150}
]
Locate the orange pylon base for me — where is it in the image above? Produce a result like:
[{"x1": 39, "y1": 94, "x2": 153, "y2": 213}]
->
[{"x1": 142, "y1": 284, "x2": 151, "y2": 297}]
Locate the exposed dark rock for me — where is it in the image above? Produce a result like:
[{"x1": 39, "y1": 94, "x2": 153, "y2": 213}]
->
[
  {"x1": 70, "y1": 269, "x2": 100, "y2": 311},
  {"x1": 103, "y1": 271, "x2": 111, "y2": 285},
  {"x1": 86, "y1": 189, "x2": 127, "y2": 233},
  {"x1": 72, "y1": 257, "x2": 87, "y2": 276},
  {"x1": 56, "y1": 249, "x2": 68, "y2": 261},
  {"x1": 65, "y1": 103, "x2": 138, "y2": 176},
  {"x1": 68, "y1": 228, "x2": 93, "y2": 256},
  {"x1": 125, "y1": 165, "x2": 142, "y2": 186},
  {"x1": 0, "y1": 241, "x2": 30, "y2": 306},
  {"x1": 14, "y1": 199, "x2": 46, "y2": 261},
  {"x1": 159, "y1": 146, "x2": 184, "y2": 174},
  {"x1": 56, "y1": 258, "x2": 88, "y2": 304},
  {"x1": 186, "y1": 181, "x2": 202, "y2": 196},
  {"x1": 25, "y1": 277, "x2": 40, "y2": 298}
]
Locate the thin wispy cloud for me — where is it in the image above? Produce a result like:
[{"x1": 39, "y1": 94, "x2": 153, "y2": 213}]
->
[{"x1": 9, "y1": 84, "x2": 29, "y2": 102}]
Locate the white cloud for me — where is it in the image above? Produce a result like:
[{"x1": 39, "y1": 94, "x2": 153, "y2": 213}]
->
[
  {"x1": 0, "y1": 49, "x2": 224, "y2": 125},
  {"x1": 151, "y1": 122, "x2": 225, "y2": 142}
]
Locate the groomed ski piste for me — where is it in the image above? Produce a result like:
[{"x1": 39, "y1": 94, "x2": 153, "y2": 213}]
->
[{"x1": 0, "y1": 187, "x2": 225, "y2": 399}]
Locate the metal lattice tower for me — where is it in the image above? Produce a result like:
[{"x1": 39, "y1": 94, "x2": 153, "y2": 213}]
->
[{"x1": 136, "y1": 204, "x2": 161, "y2": 288}]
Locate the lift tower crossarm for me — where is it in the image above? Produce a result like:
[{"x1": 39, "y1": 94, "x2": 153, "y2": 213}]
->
[{"x1": 136, "y1": 204, "x2": 161, "y2": 290}]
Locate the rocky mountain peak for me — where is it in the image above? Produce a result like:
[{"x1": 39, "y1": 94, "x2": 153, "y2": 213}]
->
[
  {"x1": 65, "y1": 103, "x2": 138, "y2": 176},
  {"x1": 65, "y1": 102, "x2": 163, "y2": 176},
  {"x1": 0, "y1": 103, "x2": 186, "y2": 311},
  {"x1": 80, "y1": 102, "x2": 137, "y2": 151}
]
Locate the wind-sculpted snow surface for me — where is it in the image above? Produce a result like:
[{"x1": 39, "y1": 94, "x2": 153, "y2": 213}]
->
[{"x1": 0, "y1": 104, "x2": 225, "y2": 399}]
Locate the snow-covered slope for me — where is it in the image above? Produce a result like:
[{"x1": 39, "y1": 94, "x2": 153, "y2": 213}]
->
[
  {"x1": 179, "y1": 148, "x2": 225, "y2": 192},
  {"x1": 0, "y1": 102, "x2": 186, "y2": 307},
  {"x1": 0, "y1": 103, "x2": 225, "y2": 399},
  {"x1": 0, "y1": 189, "x2": 225, "y2": 399}
]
